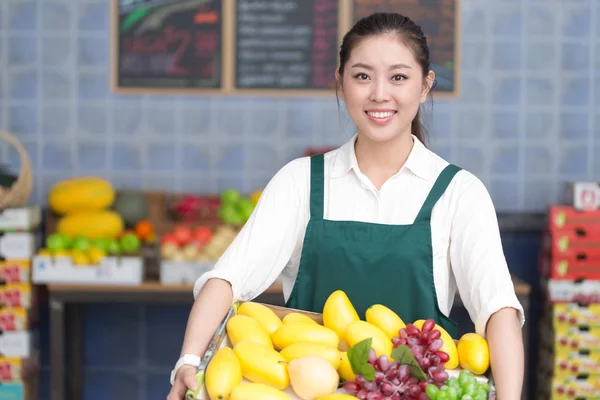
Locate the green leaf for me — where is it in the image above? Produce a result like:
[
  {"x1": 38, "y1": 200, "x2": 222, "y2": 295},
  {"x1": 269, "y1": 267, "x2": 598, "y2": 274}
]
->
[
  {"x1": 347, "y1": 338, "x2": 375, "y2": 381},
  {"x1": 391, "y1": 344, "x2": 427, "y2": 381}
]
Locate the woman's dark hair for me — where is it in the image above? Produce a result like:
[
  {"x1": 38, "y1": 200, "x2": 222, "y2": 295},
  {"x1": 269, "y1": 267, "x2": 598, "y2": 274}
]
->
[{"x1": 336, "y1": 12, "x2": 435, "y2": 145}]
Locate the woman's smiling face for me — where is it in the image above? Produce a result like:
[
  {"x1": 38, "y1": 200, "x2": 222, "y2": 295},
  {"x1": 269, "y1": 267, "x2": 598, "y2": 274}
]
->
[{"x1": 337, "y1": 34, "x2": 434, "y2": 143}]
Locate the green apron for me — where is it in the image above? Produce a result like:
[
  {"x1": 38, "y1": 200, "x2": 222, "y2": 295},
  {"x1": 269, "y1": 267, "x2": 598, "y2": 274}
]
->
[{"x1": 286, "y1": 153, "x2": 461, "y2": 339}]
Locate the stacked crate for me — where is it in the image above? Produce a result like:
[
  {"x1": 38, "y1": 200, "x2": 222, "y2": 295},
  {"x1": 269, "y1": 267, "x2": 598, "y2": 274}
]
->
[
  {"x1": 0, "y1": 207, "x2": 42, "y2": 399},
  {"x1": 537, "y1": 184, "x2": 600, "y2": 399}
]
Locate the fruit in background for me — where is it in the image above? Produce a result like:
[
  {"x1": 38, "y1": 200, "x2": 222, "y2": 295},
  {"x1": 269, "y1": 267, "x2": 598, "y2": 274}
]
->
[
  {"x1": 57, "y1": 210, "x2": 124, "y2": 239},
  {"x1": 120, "y1": 232, "x2": 141, "y2": 253},
  {"x1": 87, "y1": 247, "x2": 106, "y2": 264},
  {"x1": 91, "y1": 238, "x2": 109, "y2": 252},
  {"x1": 106, "y1": 238, "x2": 120, "y2": 255},
  {"x1": 193, "y1": 226, "x2": 213, "y2": 245},
  {"x1": 457, "y1": 333, "x2": 490, "y2": 375},
  {"x1": 221, "y1": 188, "x2": 241, "y2": 206},
  {"x1": 134, "y1": 220, "x2": 155, "y2": 242},
  {"x1": 172, "y1": 195, "x2": 221, "y2": 223},
  {"x1": 71, "y1": 250, "x2": 89, "y2": 266},
  {"x1": 71, "y1": 237, "x2": 91, "y2": 252},
  {"x1": 112, "y1": 190, "x2": 148, "y2": 227},
  {"x1": 218, "y1": 203, "x2": 245, "y2": 225},
  {"x1": 48, "y1": 177, "x2": 115, "y2": 215},
  {"x1": 52, "y1": 249, "x2": 70, "y2": 257},
  {"x1": 161, "y1": 242, "x2": 178, "y2": 259},
  {"x1": 173, "y1": 225, "x2": 193, "y2": 246},
  {"x1": 37, "y1": 249, "x2": 52, "y2": 257},
  {"x1": 250, "y1": 189, "x2": 263, "y2": 205},
  {"x1": 46, "y1": 233, "x2": 71, "y2": 251},
  {"x1": 236, "y1": 197, "x2": 256, "y2": 220},
  {"x1": 288, "y1": 356, "x2": 339, "y2": 400},
  {"x1": 160, "y1": 233, "x2": 179, "y2": 246}
]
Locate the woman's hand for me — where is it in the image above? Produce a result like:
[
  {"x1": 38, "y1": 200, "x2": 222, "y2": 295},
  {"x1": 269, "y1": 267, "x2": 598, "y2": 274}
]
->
[{"x1": 166, "y1": 365, "x2": 198, "y2": 400}]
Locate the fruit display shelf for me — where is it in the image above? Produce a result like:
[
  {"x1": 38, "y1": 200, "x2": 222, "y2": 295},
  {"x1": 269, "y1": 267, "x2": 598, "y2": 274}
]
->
[{"x1": 188, "y1": 300, "x2": 496, "y2": 400}]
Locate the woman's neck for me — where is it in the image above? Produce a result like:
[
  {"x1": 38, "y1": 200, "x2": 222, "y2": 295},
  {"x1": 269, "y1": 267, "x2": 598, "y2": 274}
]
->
[{"x1": 354, "y1": 133, "x2": 414, "y2": 190}]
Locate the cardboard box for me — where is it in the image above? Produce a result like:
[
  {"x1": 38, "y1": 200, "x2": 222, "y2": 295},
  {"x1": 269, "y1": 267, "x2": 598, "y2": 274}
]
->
[
  {"x1": 0, "y1": 262, "x2": 30, "y2": 284},
  {"x1": 0, "y1": 353, "x2": 39, "y2": 381},
  {"x1": 160, "y1": 260, "x2": 215, "y2": 285},
  {"x1": 544, "y1": 278, "x2": 600, "y2": 304},
  {"x1": 548, "y1": 206, "x2": 600, "y2": 231},
  {"x1": 0, "y1": 375, "x2": 38, "y2": 400},
  {"x1": 540, "y1": 251, "x2": 600, "y2": 280},
  {"x1": 0, "y1": 208, "x2": 41, "y2": 233},
  {"x1": 31, "y1": 255, "x2": 143, "y2": 285},
  {"x1": 190, "y1": 303, "x2": 494, "y2": 400}
]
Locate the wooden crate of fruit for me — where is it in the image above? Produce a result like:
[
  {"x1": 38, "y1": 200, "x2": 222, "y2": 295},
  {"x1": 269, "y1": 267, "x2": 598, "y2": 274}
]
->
[{"x1": 186, "y1": 291, "x2": 496, "y2": 400}]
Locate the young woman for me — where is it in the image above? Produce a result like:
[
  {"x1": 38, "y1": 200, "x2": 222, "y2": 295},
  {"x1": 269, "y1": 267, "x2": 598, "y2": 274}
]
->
[{"x1": 167, "y1": 12, "x2": 525, "y2": 400}]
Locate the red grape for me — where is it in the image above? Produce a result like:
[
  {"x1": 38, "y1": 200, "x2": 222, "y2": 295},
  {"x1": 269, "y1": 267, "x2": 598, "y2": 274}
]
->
[
  {"x1": 398, "y1": 328, "x2": 408, "y2": 339},
  {"x1": 408, "y1": 384, "x2": 421, "y2": 397},
  {"x1": 419, "y1": 332, "x2": 430, "y2": 344},
  {"x1": 398, "y1": 365, "x2": 410, "y2": 381},
  {"x1": 343, "y1": 381, "x2": 360, "y2": 394},
  {"x1": 368, "y1": 348, "x2": 377, "y2": 364},
  {"x1": 356, "y1": 390, "x2": 367, "y2": 400},
  {"x1": 421, "y1": 319, "x2": 435, "y2": 333},
  {"x1": 436, "y1": 351, "x2": 450, "y2": 363},
  {"x1": 429, "y1": 330, "x2": 441, "y2": 341},
  {"x1": 366, "y1": 393, "x2": 383, "y2": 400},
  {"x1": 406, "y1": 324, "x2": 420, "y2": 337},
  {"x1": 428, "y1": 338, "x2": 443, "y2": 351},
  {"x1": 376, "y1": 355, "x2": 390, "y2": 371}
]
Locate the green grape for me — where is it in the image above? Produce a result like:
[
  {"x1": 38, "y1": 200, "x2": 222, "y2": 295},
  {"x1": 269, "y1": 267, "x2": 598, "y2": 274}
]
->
[
  {"x1": 474, "y1": 391, "x2": 487, "y2": 400},
  {"x1": 440, "y1": 385, "x2": 450, "y2": 391},
  {"x1": 447, "y1": 386, "x2": 459, "y2": 399},
  {"x1": 426, "y1": 384, "x2": 440, "y2": 399},
  {"x1": 461, "y1": 396, "x2": 473, "y2": 400},
  {"x1": 463, "y1": 383, "x2": 477, "y2": 396},
  {"x1": 448, "y1": 378, "x2": 461, "y2": 388},
  {"x1": 437, "y1": 391, "x2": 451, "y2": 400},
  {"x1": 458, "y1": 372, "x2": 471, "y2": 387},
  {"x1": 480, "y1": 382, "x2": 489, "y2": 392}
]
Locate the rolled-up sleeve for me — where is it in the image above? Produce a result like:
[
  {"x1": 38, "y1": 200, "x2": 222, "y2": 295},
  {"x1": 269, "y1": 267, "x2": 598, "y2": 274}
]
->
[
  {"x1": 193, "y1": 158, "x2": 308, "y2": 303},
  {"x1": 449, "y1": 173, "x2": 525, "y2": 337}
]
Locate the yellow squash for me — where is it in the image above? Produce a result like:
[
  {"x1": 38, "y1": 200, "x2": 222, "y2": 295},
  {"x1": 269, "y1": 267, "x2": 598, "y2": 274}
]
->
[
  {"x1": 282, "y1": 312, "x2": 319, "y2": 325},
  {"x1": 272, "y1": 322, "x2": 339, "y2": 350},
  {"x1": 280, "y1": 342, "x2": 341, "y2": 369},
  {"x1": 413, "y1": 319, "x2": 459, "y2": 369},
  {"x1": 49, "y1": 177, "x2": 115, "y2": 215},
  {"x1": 345, "y1": 320, "x2": 392, "y2": 358},
  {"x1": 226, "y1": 315, "x2": 273, "y2": 348},
  {"x1": 230, "y1": 383, "x2": 290, "y2": 400},
  {"x1": 205, "y1": 347, "x2": 242, "y2": 400},
  {"x1": 337, "y1": 351, "x2": 356, "y2": 382},
  {"x1": 322, "y1": 290, "x2": 360, "y2": 337},
  {"x1": 365, "y1": 304, "x2": 406, "y2": 340},
  {"x1": 56, "y1": 210, "x2": 124, "y2": 239},
  {"x1": 457, "y1": 333, "x2": 490, "y2": 375},
  {"x1": 237, "y1": 302, "x2": 282, "y2": 335},
  {"x1": 233, "y1": 341, "x2": 289, "y2": 390}
]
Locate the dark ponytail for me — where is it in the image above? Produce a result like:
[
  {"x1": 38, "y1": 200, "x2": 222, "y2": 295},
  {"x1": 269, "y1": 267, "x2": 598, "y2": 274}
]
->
[{"x1": 337, "y1": 13, "x2": 435, "y2": 146}]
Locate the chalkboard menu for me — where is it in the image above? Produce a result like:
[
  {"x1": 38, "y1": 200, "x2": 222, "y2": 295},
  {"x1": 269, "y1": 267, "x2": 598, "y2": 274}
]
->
[
  {"x1": 234, "y1": 0, "x2": 341, "y2": 91},
  {"x1": 351, "y1": 0, "x2": 458, "y2": 96},
  {"x1": 112, "y1": 0, "x2": 223, "y2": 91}
]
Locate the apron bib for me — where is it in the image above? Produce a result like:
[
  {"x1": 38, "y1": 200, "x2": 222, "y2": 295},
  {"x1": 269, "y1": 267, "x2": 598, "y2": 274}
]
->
[{"x1": 286, "y1": 153, "x2": 461, "y2": 338}]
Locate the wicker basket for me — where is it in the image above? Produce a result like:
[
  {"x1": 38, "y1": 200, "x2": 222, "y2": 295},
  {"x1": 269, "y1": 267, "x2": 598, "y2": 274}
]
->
[{"x1": 0, "y1": 131, "x2": 33, "y2": 209}]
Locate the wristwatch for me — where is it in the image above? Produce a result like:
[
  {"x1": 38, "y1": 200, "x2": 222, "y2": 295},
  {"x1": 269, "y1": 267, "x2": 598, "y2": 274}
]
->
[{"x1": 170, "y1": 354, "x2": 201, "y2": 385}]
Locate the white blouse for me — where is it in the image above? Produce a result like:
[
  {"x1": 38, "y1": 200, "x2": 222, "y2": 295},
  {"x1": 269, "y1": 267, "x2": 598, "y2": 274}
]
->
[{"x1": 193, "y1": 135, "x2": 525, "y2": 337}]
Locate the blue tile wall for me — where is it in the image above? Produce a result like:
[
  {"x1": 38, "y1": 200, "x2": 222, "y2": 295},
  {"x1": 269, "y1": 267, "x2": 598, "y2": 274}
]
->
[
  {"x1": 0, "y1": 0, "x2": 598, "y2": 212},
  {"x1": 1, "y1": 0, "x2": 597, "y2": 398}
]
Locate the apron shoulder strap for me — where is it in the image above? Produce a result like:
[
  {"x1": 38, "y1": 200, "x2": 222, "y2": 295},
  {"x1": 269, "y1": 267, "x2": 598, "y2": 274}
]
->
[
  {"x1": 309, "y1": 154, "x2": 325, "y2": 219},
  {"x1": 415, "y1": 164, "x2": 462, "y2": 223}
]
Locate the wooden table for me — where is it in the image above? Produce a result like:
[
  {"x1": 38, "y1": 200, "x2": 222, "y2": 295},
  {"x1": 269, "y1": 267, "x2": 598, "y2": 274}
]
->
[{"x1": 47, "y1": 277, "x2": 531, "y2": 400}]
